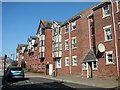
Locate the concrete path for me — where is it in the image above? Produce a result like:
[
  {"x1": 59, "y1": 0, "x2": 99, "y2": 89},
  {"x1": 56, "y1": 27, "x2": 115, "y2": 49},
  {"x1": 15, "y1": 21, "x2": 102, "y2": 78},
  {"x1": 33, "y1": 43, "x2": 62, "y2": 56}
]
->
[{"x1": 25, "y1": 72, "x2": 119, "y2": 89}]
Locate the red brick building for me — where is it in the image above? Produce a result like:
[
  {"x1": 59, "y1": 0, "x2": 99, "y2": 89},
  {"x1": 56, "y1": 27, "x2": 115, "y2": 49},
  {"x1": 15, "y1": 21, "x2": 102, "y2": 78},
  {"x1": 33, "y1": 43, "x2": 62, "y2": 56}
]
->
[
  {"x1": 36, "y1": 20, "x2": 53, "y2": 75},
  {"x1": 90, "y1": 0, "x2": 120, "y2": 78},
  {"x1": 16, "y1": 1, "x2": 120, "y2": 78},
  {"x1": 16, "y1": 44, "x2": 27, "y2": 67},
  {"x1": 59, "y1": 5, "x2": 96, "y2": 76}
]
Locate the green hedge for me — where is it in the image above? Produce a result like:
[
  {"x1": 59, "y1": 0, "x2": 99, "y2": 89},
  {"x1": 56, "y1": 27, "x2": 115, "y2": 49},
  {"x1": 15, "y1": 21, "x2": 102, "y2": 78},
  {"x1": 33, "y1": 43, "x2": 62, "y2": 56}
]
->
[{"x1": 24, "y1": 68, "x2": 44, "y2": 74}]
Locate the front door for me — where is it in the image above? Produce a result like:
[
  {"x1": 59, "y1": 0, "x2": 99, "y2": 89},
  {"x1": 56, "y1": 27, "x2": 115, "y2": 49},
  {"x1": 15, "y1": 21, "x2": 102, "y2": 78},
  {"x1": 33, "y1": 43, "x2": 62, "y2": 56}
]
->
[
  {"x1": 46, "y1": 64, "x2": 49, "y2": 75},
  {"x1": 88, "y1": 62, "x2": 93, "y2": 78}
]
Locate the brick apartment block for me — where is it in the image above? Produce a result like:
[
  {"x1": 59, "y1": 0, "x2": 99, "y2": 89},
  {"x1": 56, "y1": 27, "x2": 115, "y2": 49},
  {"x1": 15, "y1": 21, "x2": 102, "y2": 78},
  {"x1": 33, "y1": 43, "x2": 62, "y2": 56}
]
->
[
  {"x1": 16, "y1": 0, "x2": 120, "y2": 78},
  {"x1": 16, "y1": 44, "x2": 27, "y2": 67},
  {"x1": 36, "y1": 20, "x2": 53, "y2": 75}
]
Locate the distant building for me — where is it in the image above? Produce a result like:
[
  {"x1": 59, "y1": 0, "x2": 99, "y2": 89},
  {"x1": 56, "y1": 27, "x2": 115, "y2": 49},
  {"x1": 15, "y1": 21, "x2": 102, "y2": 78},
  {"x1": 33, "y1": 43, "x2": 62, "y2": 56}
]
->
[
  {"x1": 16, "y1": 44, "x2": 27, "y2": 67},
  {"x1": 0, "y1": 57, "x2": 4, "y2": 72}
]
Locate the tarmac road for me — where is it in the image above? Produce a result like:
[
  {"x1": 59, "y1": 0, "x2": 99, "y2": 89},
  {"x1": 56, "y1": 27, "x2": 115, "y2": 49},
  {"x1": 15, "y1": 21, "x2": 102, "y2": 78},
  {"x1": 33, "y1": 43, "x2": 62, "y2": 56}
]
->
[{"x1": 2, "y1": 77, "x2": 105, "y2": 90}]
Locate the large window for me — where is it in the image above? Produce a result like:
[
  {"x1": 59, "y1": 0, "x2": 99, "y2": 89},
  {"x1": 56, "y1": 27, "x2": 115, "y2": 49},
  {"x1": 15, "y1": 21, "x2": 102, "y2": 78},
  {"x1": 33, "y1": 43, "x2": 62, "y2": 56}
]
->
[
  {"x1": 71, "y1": 21, "x2": 76, "y2": 30},
  {"x1": 106, "y1": 51, "x2": 113, "y2": 64},
  {"x1": 65, "y1": 39, "x2": 69, "y2": 50},
  {"x1": 72, "y1": 56, "x2": 77, "y2": 66},
  {"x1": 72, "y1": 37, "x2": 77, "y2": 49},
  {"x1": 102, "y1": 5, "x2": 110, "y2": 17},
  {"x1": 104, "y1": 25, "x2": 112, "y2": 41},
  {"x1": 65, "y1": 57, "x2": 69, "y2": 66}
]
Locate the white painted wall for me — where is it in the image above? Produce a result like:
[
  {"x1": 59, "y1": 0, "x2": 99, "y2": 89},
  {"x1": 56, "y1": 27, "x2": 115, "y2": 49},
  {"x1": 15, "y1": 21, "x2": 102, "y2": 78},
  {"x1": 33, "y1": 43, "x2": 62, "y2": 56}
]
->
[{"x1": 49, "y1": 64, "x2": 53, "y2": 75}]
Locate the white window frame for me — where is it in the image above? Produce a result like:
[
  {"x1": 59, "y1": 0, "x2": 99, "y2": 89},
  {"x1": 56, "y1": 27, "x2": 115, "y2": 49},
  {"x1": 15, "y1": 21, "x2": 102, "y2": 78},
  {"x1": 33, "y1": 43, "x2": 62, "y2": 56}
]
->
[
  {"x1": 103, "y1": 25, "x2": 112, "y2": 41},
  {"x1": 72, "y1": 56, "x2": 77, "y2": 66},
  {"x1": 71, "y1": 21, "x2": 76, "y2": 30},
  {"x1": 65, "y1": 39, "x2": 69, "y2": 50},
  {"x1": 92, "y1": 61, "x2": 98, "y2": 70},
  {"x1": 65, "y1": 57, "x2": 69, "y2": 66},
  {"x1": 102, "y1": 5, "x2": 110, "y2": 18},
  {"x1": 105, "y1": 51, "x2": 114, "y2": 65},
  {"x1": 82, "y1": 62, "x2": 87, "y2": 70},
  {"x1": 56, "y1": 59, "x2": 62, "y2": 68},
  {"x1": 72, "y1": 37, "x2": 77, "y2": 49},
  {"x1": 65, "y1": 24, "x2": 69, "y2": 33}
]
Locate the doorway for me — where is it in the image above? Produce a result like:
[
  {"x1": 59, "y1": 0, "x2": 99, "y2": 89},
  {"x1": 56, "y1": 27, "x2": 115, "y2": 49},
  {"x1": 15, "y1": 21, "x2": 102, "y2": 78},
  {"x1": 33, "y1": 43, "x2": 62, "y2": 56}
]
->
[{"x1": 88, "y1": 62, "x2": 93, "y2": 78}]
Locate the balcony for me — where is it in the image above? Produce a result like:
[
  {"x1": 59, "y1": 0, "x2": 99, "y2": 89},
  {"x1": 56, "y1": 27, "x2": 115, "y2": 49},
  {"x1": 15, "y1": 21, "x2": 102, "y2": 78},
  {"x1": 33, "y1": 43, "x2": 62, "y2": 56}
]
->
[{"x1": 53, "y1": 51, "x2": 62, "y2": 59}]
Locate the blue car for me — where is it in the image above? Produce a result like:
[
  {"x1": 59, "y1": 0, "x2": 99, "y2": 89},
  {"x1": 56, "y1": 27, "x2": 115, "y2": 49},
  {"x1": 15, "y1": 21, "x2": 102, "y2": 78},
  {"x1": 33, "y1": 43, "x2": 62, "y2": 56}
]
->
[{"x1": 5, "y1": 66, "x2": 24, "y2": 79}]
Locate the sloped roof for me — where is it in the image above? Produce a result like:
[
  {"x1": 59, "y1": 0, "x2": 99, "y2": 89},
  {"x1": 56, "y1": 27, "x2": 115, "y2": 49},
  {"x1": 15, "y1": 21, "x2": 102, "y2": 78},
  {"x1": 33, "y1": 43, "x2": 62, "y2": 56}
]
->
[
  {"x1": 82, "y1": 49, "x2": 96, "y2": 63},
  {"x1": 41, "y1": 20, "x2": 52, "y2": 28},
  {"x1": 92, "y1": 0, "x2": 111, "y2": 11},
  {"x1": 61, "y1": 5, "x2": 96, "y2": 26},
  {"x1": 28, "y1": 36, "x2": 37, "y2": 42},
  {"x1": 37, "y1": 20, "x2": 53, "y2": 34},
  {"x1": 55, "y1": 21, "x2": 62, "y2": 25}
]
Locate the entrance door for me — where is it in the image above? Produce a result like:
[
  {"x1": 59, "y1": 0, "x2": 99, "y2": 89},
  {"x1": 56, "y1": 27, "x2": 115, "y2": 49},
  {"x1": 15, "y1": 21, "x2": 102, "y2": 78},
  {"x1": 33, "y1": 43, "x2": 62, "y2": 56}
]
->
[
  {"x1": 88, "y1": 62, "x2": 93, "y2": 78},
  {"x1": 46, "y1": 64, "x2": 49, "y2": 75}
]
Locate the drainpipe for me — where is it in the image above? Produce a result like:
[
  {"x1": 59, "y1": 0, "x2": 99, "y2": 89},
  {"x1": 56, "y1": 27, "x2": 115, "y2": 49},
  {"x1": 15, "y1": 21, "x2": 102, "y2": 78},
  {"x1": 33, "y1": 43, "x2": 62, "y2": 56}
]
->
[
  {"x1": 110, "y1": 0, "x2": 119, "y2": 77},
  {"x1": 68, "y1": 21, "x2": 72, "y2": 74},
  {"x1": 87, "y1": 16, "x2": 92, "y2": 49}
]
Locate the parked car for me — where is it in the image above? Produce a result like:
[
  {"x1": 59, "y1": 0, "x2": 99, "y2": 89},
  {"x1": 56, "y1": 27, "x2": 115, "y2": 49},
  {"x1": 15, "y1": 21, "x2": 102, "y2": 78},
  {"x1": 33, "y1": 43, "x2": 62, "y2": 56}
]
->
[{"x1": 5, "y1": 66, "x2": 24, "y2": 79}]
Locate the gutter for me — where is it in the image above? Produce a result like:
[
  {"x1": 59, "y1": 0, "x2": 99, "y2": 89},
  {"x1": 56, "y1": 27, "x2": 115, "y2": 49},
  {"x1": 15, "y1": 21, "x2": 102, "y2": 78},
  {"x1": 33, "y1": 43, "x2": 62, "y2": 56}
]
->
[{"x1": 68, "y1": 21, "x2": 72, "y2": 75}]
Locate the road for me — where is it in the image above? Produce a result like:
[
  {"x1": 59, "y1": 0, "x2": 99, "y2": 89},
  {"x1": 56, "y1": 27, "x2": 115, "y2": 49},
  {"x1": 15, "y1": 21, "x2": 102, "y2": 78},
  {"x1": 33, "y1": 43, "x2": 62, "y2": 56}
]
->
[
  {"x1": 0, "y1": 76, "x2": 3, "y2": 90},
  {"x1": 1, "y1": 77, "x2": 108, "y2": 90}
]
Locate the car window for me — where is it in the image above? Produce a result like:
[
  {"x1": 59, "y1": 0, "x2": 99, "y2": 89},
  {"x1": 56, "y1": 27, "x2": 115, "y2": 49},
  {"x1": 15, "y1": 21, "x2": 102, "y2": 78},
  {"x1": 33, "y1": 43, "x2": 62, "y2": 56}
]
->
[{"x1": 10, "y1": 67, "x2": 22, "y2": 71}]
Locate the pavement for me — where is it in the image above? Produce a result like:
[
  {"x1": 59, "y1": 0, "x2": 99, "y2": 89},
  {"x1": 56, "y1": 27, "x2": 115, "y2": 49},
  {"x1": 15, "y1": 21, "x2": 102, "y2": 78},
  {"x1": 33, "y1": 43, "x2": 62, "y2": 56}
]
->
[{"x1": 25, "y1": 72, "x2": 120, "y2": 89}]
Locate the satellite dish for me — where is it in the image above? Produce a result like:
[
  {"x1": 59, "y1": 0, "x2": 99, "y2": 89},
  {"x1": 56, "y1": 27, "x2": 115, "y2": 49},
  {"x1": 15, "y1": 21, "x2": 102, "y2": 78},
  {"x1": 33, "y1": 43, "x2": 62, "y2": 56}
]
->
[{"x1": 98, "y1": 43, "x2": 105, "y2": 53}]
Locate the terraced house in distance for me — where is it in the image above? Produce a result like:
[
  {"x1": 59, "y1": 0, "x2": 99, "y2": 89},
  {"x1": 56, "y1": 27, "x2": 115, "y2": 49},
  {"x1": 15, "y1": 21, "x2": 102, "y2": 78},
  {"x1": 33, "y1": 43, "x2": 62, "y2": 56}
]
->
[
  {"x1": 16, "y1": 44, "x2": 27, "y2": 67},
  {"x1": 36, "y1": 20, "x2": 53, "y2": 75},
  {"x1": 26, "y1": 36, "x2": 38, "y2": 70}
]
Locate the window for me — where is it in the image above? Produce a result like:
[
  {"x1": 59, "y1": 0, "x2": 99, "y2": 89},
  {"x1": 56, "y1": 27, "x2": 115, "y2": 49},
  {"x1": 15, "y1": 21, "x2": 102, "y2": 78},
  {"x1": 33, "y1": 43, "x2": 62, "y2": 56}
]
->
[
  {"x1": 106, "y1": 51, "x2": 113, "y2": 64},
  {"x1": 40, "y1": 40, "x2": 44, "y2": 46},
  {"x1": 102, "y1": 5, "x2": 110, "y2": 17},
  {"x1": 65, "y1": 57, "x2": 69, "y2": 66},
  {"x1": 42, "y1": 63, "x2": 45, "y2": 69},
  {"x1": 82, "y1": 62, "x2": 87, "y2": 70},
  {"x1": 65, "y1": 24, "x2": 69, "y2": 33},
  {"x1": 65, "y1": 39, "x2": 69, "y2": 50},
  {"x1": 104, "y1": 25, "x2": 112, "y2": 41},
  {"x1": 71, "y1": 21, "x2": 76, "y2": 30},
  {"x1": 72, "y1": 56, "x2": 77, "y2": 66},
  {"x1": 38, "y1": 64, "x2": 40, "y2": 69},
  {"x1": 53, "y1": 28, "x2": 57, "y2": 35},
  {"x1": 56, "y1": 59, "x2": 62, "y2": 68},
  {"x1": 72, "y1": 37, "x2": 77, "y2": 49},
  {"x1": 117, "y1": 0, "x2": 120, "y2": 11},
  {"x1": 92, "y1": 61, "x2": 97, "y2": 69},
  {"x1": 40, "y1": 28, "x2": 45, "y2": 35}
]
